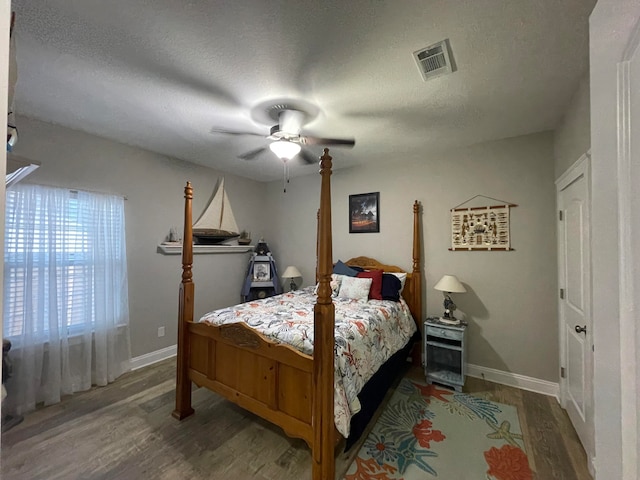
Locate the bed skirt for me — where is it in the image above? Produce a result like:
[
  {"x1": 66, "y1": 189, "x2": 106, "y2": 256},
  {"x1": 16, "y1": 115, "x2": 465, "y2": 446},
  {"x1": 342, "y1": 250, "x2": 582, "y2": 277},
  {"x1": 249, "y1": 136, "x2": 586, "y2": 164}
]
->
[{"x1": 344, "y1": 331, "x2": 419, "y2": 451}]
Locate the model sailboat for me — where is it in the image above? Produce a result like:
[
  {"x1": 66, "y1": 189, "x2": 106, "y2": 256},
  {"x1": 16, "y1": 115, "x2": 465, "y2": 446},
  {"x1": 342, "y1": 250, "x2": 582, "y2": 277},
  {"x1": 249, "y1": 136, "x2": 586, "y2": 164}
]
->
[{"x1": 193, "y1": 178, "x2": 240, "y2": 244}]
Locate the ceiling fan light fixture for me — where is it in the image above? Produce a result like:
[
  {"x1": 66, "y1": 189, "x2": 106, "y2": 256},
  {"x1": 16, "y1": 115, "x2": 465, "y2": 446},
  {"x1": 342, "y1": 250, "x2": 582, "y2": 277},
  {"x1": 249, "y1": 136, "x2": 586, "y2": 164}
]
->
[{"x1": 269, "y1": 140, "x2": 301, "y2": 160}]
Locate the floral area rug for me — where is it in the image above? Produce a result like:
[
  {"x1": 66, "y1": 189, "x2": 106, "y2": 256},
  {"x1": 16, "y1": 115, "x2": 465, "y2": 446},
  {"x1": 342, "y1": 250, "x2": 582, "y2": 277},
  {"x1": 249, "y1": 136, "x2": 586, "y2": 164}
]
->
[{"x1": 344, "y1": 379, "x2": 533, "y2": 480}]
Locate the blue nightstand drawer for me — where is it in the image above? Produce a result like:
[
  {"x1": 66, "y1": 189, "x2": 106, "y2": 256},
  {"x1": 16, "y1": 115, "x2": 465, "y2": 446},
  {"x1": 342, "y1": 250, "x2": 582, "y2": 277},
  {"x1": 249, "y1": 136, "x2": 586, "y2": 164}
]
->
[{"x1": 426, "y1": 325, "x2": 463, "y2": 341}]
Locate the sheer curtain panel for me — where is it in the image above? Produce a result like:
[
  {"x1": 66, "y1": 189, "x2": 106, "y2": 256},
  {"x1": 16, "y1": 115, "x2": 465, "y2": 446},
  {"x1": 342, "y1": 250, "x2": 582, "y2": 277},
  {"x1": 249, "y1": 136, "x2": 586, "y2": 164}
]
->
[{"x1": 3, "y1": 184, "x2": 131, "y2": 414}]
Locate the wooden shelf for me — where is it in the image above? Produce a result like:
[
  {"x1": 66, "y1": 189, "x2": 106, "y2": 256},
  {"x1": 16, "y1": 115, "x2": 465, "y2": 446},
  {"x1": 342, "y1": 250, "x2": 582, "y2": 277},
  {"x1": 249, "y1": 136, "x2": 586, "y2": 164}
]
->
[
  {"x1": 157, "y1": 244, "x2": 254, "y2": 255},
  {"x1": 425, "y1": 340, "x2": 463, "y2": 351},
  {"x1": 250, "y1": 281, "x2": 275, "y2": 287},
  {"x1": 427, "y1": 369, "x2": 464, "y2": 387}
]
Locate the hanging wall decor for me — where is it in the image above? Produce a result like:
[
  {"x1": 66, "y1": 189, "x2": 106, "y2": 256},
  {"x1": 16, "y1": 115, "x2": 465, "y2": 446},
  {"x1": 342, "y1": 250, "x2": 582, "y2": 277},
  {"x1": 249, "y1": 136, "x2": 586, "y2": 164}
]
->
[
  {"x1": 449, "y1": 195, "x2": 517, "y2": 251},
  {"x1": 349, "y1": 192, "x2": 380, "y2": 233}
]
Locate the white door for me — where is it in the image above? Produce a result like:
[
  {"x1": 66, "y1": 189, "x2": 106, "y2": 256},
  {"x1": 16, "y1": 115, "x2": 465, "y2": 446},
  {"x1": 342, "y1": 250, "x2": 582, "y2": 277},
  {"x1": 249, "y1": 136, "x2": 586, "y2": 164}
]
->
[{"x1": 557, "y1": 156, "x2": 594, "y2": 465}]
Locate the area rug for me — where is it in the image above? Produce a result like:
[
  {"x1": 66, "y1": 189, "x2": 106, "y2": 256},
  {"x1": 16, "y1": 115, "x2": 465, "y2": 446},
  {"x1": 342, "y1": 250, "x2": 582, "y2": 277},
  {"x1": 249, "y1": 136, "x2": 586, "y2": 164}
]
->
[{"x1": 344, "y1": 379, "x2": 533, "y2": 480}]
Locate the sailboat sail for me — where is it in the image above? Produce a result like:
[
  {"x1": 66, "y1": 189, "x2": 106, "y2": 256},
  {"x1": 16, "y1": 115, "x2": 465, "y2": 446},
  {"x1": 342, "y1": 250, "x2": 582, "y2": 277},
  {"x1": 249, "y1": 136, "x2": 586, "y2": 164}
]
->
[{"x1": 193, "y1": 178, "x2": 240, "y2": 244}]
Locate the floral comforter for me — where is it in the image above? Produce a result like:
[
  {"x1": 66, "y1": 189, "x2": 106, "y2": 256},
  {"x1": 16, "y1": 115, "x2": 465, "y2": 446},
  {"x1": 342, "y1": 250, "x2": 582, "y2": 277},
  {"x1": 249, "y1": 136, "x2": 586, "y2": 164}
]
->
[{"x1": 199, "y1": 287, "x2": 417, "y2": 437}]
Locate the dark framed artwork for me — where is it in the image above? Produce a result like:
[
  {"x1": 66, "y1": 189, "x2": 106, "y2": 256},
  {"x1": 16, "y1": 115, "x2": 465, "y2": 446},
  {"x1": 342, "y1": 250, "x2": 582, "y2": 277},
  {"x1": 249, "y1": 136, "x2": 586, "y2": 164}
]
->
[{"x1": 349, "y1": 192, "x2": 380, "y2": 233}]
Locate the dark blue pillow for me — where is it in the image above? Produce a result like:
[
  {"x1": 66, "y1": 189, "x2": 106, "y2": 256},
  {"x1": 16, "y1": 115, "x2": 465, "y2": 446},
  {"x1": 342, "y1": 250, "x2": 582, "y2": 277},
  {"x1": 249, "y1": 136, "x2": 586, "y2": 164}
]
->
[
  {"x1": 381, "y1": 273, "x2": 402, "y2": 301},
  {"x1": 333, "y1": 259, "x2": 359, "y2": 277},
  {"x1": 350, "y1": 266, "x2": 365, "y2": 272}
]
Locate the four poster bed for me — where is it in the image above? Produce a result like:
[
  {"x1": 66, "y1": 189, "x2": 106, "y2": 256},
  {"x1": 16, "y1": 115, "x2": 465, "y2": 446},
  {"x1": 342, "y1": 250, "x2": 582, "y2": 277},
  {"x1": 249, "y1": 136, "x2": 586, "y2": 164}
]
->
[{"x1": 173, "y1": 149, "x2": 422, "y2": 480}]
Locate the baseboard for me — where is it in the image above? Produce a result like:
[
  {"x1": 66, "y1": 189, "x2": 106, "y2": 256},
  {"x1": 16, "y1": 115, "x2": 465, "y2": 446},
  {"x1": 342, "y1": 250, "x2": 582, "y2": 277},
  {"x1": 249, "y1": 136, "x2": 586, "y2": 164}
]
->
[
  {"x1": 129, "y1": 350, "x2": 560, "y2": 398},
  {"x1": 466, "y1": 363, "x2": 559, "y2": 399},
  {"x1": 130, "y1": 345, "x2": 177, "y2": 371}
]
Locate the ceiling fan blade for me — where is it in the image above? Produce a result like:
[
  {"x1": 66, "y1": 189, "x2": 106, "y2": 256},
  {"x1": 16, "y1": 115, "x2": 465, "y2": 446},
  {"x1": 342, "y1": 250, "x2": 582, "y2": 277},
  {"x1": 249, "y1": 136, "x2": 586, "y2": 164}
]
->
[
  {"x1": 210, "y1": 126, "x2": 265, "y2": 138},
  {"x1": 302, "y1": 136, "x2": 356, "y2": 147},
  {"x1": 298, "y1": 149, "x2": 318, "y2": 165},
  {"x1": 238, "y1": 146, "x2": 267, "y2": 161}
]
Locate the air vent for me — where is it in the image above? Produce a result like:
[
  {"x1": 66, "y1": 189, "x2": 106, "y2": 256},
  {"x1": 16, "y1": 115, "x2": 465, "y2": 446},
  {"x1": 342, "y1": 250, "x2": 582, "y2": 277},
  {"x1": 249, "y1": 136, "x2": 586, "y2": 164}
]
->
[{"x1": 413, "y1": 39, "x2": 456, "y2": 81}]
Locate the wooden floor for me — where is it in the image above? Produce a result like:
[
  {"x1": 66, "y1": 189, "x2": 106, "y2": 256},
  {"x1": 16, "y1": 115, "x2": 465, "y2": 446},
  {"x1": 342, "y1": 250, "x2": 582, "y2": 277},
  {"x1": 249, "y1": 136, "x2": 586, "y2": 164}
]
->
[{"x1": 1, "y1": 358, "x2": 591, "y2": 480}]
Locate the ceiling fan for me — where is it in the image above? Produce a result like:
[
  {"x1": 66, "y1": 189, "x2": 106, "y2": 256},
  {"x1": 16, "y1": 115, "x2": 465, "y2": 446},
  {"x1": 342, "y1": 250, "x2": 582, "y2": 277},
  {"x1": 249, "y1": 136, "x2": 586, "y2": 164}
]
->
[{"x1": 210, "y1": 108, "x2": 355, "y2": 164}]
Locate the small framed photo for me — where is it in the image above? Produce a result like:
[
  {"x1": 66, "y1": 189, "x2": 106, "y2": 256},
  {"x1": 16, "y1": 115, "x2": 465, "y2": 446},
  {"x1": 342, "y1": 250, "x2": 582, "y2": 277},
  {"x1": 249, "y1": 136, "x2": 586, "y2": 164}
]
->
[
  {"x1": 253, "y1": 262, "x2": 270, "y2": 281},
  {"x1": 349, "y1": 192, "x2": 380, "y2": 233}
]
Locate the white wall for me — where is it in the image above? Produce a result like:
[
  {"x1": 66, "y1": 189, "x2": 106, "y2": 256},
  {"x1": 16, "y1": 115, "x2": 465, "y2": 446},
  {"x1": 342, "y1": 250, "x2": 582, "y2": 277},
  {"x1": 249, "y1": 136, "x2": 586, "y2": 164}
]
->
[
  {"x1": 8, "y1": 115, "x2": 559, "y2": 384},
  {"x1": 266, "y1": 132, "x2": 559, "y2": 382},
  {"x1": 11, "y1": 116, "x2": 269, "y2": 357},
  {"x1": 554, "y1": 73, "x2": 591, "y2": 178}
]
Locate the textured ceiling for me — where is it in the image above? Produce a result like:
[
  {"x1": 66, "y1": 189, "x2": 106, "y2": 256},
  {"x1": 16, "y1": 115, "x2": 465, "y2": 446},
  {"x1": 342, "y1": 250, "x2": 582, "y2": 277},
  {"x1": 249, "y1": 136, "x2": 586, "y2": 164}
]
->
[{"x1": 12, "y1": 1, "x2": 595, "y2": 182}]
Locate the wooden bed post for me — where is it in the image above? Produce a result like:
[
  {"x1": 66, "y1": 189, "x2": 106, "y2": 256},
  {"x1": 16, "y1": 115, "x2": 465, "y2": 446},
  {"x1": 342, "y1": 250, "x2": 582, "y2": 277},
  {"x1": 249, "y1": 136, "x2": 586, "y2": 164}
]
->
[
  {"x1": 412, "y1": 200, "x2": 422, "y2": 315},
  {"x1": 316, "y1": 208, "x2": 320, "y2": 284},
  {"x1": 411, "y1": 200, "x2": 423, "y2": 366},
  {"x1": 172, "y1": 182, "x2": 195, "y2": 420},
  {"x1": 313, "y1": 149, "x2": 335, "y2": 480}
]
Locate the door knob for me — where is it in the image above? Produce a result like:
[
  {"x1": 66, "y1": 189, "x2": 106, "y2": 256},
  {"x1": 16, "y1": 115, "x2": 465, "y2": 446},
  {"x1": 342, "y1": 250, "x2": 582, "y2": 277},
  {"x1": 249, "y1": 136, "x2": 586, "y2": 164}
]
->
[{"x1": 575, "y1": 325, "x2": 587, "y2": 334}]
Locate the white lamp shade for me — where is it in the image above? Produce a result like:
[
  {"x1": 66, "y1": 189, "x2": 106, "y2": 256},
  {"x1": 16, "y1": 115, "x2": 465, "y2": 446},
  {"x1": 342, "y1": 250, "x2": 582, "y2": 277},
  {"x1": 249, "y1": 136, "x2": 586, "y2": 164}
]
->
[
  {"x1": 434, "y1": 274, "x2": 466, "y2": 293},
  {"x1": 282, "y1": 265, "x2": 302, "y2": 279},
  {"x1": 269, "y1": 140, "x2": 301, "y2": 160}
]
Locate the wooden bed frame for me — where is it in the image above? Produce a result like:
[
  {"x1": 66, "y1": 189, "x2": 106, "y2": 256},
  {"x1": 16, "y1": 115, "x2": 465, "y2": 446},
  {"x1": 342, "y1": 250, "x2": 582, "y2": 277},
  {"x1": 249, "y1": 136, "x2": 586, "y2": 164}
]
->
[{"x1": 173, "y1": 149, "x2": 422, "y2": 480}]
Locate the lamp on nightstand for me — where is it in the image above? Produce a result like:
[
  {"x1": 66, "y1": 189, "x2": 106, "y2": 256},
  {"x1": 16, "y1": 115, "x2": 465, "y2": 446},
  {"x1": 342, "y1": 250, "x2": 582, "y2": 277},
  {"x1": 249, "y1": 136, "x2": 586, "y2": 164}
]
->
[
  {"x1": 282, "y1": 265, "x2": 302, "y2": 292},
  {"x1": 434, "y1": 274, "x2": 466, "y2": 324}
]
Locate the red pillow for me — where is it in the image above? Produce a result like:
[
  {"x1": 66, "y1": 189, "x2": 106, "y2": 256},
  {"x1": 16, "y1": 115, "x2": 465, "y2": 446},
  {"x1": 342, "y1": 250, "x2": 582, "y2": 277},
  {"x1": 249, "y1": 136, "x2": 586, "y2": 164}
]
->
[{"x1": 357, "y1": 269, "x2": 383, "y2": 300}]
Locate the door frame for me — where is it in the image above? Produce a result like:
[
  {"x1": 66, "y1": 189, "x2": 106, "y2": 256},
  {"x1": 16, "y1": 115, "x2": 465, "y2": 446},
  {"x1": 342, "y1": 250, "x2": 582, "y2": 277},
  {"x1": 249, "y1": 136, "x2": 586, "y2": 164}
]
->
[
  {"x1": 555, "y1": 152, "x2": 594, "y2": 473},
  {"x1": 615, "y1": 17, "x2": 640, "y2": 479},
  {"x1": 590, "y1": 3, "x2": 640, "y2": 477}
]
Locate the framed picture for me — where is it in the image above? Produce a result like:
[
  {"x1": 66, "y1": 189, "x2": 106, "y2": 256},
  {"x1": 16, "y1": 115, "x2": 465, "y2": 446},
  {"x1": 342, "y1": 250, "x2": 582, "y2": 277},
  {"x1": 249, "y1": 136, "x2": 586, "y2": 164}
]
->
[
  {"x1": 253, "y1": 262, "x2": 271, "y2": 281},
  {"x1": 349, "y1": 192, "x2": 380, "y2": 233}
]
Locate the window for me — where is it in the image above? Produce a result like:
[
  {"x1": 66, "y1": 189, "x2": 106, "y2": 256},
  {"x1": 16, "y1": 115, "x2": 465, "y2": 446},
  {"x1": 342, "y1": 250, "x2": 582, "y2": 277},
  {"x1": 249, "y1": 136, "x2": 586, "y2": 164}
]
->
[{"x1": 4, "y1": 185, "x2": 128, "y2": 339}]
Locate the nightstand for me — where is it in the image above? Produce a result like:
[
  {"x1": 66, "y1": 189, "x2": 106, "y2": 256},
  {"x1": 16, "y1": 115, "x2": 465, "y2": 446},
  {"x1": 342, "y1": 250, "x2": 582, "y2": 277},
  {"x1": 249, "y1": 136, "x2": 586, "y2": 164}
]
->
[
  {"x1": 241, "y1": 253, "x2": 282, "y2": 302},
  {"x1": 423, "y1": 317, "x2": 467, "y2": 392}
]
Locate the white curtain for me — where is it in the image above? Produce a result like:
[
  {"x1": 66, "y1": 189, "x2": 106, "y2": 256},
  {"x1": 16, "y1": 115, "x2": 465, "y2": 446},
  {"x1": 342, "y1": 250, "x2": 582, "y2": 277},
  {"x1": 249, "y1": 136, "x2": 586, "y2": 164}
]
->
[{"x1": 3, "y1": 184, "x2": 131, "y2": 415}]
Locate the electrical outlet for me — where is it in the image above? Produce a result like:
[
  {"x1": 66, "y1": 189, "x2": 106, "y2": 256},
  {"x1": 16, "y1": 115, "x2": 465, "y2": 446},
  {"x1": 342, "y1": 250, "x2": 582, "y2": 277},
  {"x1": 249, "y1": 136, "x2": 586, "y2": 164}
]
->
[{"x1": 158, "y1": 326, "x2": 165, "y2": 337}]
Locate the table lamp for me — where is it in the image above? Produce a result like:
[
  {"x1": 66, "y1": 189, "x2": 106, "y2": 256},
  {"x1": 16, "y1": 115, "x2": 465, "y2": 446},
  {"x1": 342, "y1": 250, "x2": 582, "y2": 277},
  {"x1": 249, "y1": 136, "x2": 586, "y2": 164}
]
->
[
  {"x1": 434, "y1": 274, "x2": 466, "y2": 324},
  {"x1": 282, "y1": 265, "x2": 302, "y2": 292}
]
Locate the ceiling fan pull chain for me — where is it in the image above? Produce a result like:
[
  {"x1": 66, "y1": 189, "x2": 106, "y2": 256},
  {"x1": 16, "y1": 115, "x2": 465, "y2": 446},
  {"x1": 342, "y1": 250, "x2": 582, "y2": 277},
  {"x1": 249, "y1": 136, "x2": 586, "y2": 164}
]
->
[
  {"x1": 283, "y1": 163, "x2": 287, "y2": 193},
  {"x1": 281, "y1": 160, "x2": 291, "y2": 193}
]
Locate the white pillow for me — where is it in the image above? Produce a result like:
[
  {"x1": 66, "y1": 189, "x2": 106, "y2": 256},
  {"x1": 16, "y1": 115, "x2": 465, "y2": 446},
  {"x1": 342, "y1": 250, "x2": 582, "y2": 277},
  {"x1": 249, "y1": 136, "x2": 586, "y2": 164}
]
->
[
  {"x1": 330, "y1": 273, "x2": 343, "y2": 297},
  {"x1": 338, "y1": 276, "x2": 372, "y2": 302},
  {"x1": 314, "y1": 273, "x2": 343, "y2": 297},
  {"x1": 389, "y1": 272, "x2": 407, "y2": 293}
]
